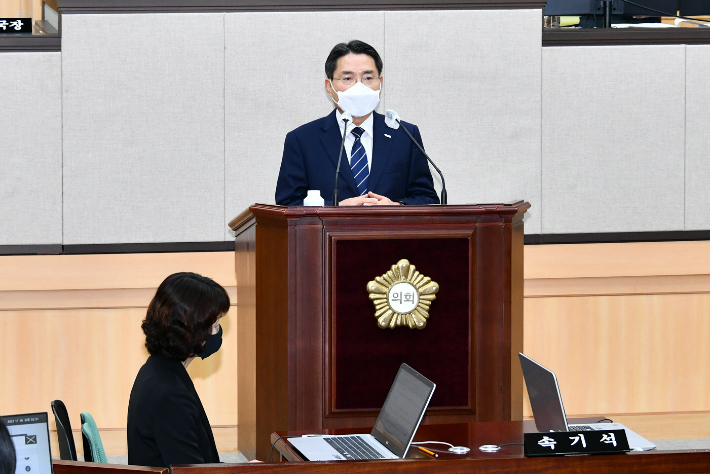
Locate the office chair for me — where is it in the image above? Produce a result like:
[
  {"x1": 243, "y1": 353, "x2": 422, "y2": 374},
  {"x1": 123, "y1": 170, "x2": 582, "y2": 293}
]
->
[
  {"x1": 50, "y1": 400, "x2": 78, "y2": 461},
  {"x1": 80, "y1": 412, "x2": 107, "y2": 463}
]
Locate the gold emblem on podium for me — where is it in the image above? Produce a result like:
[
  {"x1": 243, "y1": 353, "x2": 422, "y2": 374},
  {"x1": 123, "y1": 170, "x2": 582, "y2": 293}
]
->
[{"x1": 367, "y1": 259, "x2": 439, "y2": 329}]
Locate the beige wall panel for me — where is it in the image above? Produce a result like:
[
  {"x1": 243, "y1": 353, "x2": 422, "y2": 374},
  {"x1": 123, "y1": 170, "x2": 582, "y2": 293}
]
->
[
  {"x1": 0, "y1": 251, "x2": 240, "y2": 456},
  {"x1": 0, "y1": 306, "x2": 238, "y2": 455},
  {"x1": 61, "y1": 13, "x2": 227, "y2": 245},
  {"x1": 612, "y1": 413, "x2": 710, "y2": 441},
  {"x1": 4, "y1": 238, "x2": 710, "y2": 458},
  {"x1": 223, "y1": 11, "x2": 385, "y2": 233},
  {"x1": 526, "y1": 274, "x2": 710, "y2": 298},
  {"x1": 542, "y1": 45, "x2": 686, "y2": 234},
  {"x1": 0, "y1": 252, "x2": 237, "y2": 292},
  {"x1": 384, "y1": 9, "x2": 542, "y2": 233},
  {"x1": 0, "y1": 52, "x2": 62, "y2": 246},
  {"x1": 525, "y1": 240, "x2": 710, "y2": 279},
  {"x1": 0, "y1": 308, "x2": 149, "y2": 427},
  {"x1": 49, "y1": 423, "x2": 239, "y2": 458},
  {"x1": 685, "y1": 45, "x2": 710, "y2": 230},
  {"x1": 0, "y1": 0, "x2": 32, "y2": 16},
  {"x1": 235, "y1": 237, "x2": 256, "y2": 459},
  {"x1": 523, "y1": 293, "x2": 710, "y2": 416}
]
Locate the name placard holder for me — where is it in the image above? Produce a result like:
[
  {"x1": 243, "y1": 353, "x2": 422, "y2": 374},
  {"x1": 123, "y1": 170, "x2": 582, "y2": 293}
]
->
[
  {"x1": 524, "y1": 429, "x2": 630, "y2": 457},
  {"x1": 0, "y1": 19, "x2": 33, "y2": 34}
]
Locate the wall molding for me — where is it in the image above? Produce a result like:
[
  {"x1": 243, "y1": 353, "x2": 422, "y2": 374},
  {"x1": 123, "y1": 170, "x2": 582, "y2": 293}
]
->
[
  {"x1": 0, "y1": 35, "x2": 61, "y2": 52},
  {"x1": 543, "y1": 27, "x2": 710, "y2": 47},
  {"x1": 525, "y1": 274, "x2": 710, "y2": 298},
  {"x1": 55, "y1": 0, "x2": 546, "y2": 14},
  {"x1": 2, "y1": 231, "x2": 710, "y2": 256},
  {"x1": 62, "y1": 241, "x2": 235, "y2": 254},
  {"x1": 524, "y1": 230, "x2": 710, "y2": 245},
  {"x1": 0, "y1": 287, "x2": 237, "y2": 311},
  {"x1": 0, "y1": 241, "x2": 234, "y2": 256}
]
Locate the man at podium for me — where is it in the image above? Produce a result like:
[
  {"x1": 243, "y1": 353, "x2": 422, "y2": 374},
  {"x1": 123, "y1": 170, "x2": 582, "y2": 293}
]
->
[{"x1": 275, "y1": 40, "x2": 439, "y2": 207}]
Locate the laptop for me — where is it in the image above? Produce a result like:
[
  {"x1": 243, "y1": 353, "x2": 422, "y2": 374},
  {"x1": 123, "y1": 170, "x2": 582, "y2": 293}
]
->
[
  {"x1": 1, "y1": 412, "x2": 54, "y2": 474},
  {"x1": 519, "y1": 353, "x2": 655, "y2": 451},
  {"x1": 289, "y1": 363, "x2": 436, "y2": 461}
]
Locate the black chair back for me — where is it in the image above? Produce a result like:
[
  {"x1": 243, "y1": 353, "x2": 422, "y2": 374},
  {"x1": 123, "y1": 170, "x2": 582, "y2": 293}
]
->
[
  {"x1": 81, "y1": 430, "x2": 94, "y2": 462},
  {"x1": 51, "y1": 400, "x2": 78, "y2": 461}
]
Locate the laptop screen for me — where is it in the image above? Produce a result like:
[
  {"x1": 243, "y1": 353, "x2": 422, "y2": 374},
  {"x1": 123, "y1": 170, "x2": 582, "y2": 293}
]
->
[
  {"x1": 519, "y1": 353, "x2": 569, "y2": 432},
  {"x1": 1, "y1": 413, "x2": 54, "y2": 474},
  {"x1": 371, "y1": 363, "x2": 436, "y2": 458}
]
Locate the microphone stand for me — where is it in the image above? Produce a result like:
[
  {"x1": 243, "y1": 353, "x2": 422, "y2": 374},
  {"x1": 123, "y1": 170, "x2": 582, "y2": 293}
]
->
[
  {"x1": 332, "y1": 117, "x2": 350, "y2": 206},
  {"x1": 603, "y1": 0, "x2": 613, "y2": 28},
  {"x1": 396, "y1": 119, "x2": 447, "y2": 205}
]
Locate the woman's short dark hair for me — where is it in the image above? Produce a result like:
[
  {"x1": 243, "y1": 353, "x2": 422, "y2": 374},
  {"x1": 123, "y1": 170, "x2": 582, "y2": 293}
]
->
[
  {"x1": 142, "y1": 272, "x2": 230, "y2": 360},
  {"x1": 0, "y1": 420, "x2": 16, "y2": 474},
  {"x1": 325, "y1": 40, "x2": 383, "y2": 79}
]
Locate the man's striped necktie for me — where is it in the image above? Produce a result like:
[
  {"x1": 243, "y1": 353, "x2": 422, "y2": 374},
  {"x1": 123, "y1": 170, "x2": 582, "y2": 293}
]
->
[{"x1": 350, "y1": 127, "x2": 369, "y2": 196}]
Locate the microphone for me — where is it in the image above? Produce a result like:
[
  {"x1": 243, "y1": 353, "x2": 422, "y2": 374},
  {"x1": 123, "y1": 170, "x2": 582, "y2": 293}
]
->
[
  {"x1": 385, "y1": 110, "x2": 447, "y2": 205},
  {"x1": 332, "y1": 112, "x2": 352, "y2": 206}
]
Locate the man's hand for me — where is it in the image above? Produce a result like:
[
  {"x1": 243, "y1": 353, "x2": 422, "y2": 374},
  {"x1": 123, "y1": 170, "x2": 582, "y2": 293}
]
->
[
  {"x1": 367, "y1": 191, "x2": 402, "y2": 205},
  {"x1": 339, "y1": 196, "x2": 380, "y2": 206}
]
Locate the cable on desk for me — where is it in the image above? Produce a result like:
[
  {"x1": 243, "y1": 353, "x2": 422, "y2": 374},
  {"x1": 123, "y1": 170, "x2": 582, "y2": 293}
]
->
[
  {"x1": 412, "y1": 440, "x2": 470, "y2": 454},
  {"x1": 412, "y1": 441, "x2": 455, "y2": 448}
]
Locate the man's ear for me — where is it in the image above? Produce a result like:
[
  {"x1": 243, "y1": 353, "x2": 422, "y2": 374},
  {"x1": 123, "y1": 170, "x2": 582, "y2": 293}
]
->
[{"x1": 325, "y1": 78, "x2": 338, "y2": 101}]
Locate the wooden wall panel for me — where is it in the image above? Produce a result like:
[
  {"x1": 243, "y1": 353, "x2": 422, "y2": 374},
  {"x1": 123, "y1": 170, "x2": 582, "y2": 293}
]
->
[
  {"x1": 522, "y1": 240, "x2": 710, "y2": 442},
  {"x1": 525, "y1": 240, "x2": 710, "y2": 279},
  {"x1": 0, "y1": 252, "x2": 238, "y2": 457},
  {"x1": 0, "y1": 0, "x2": 35, "y2": 18},
  {"x1": 0, "y1": 308, "x2": 148, "y2": 426},
  {"x1": 523, "y1": 294, "x2": 710, "y2": 415},
  {"x1": 0, "y1": 252, "x2": 237, "y2": 293},
  {"x1": 2, "y1": 241, "x2": 710, "y2": 457}
]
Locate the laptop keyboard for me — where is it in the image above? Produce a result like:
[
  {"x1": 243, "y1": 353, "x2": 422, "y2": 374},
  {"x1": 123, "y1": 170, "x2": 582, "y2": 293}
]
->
[
  {"x1": 569, "y1": 425, "x2": 595, "y2": 431},
  {"x1": 324, "y1": 436, "x2": 387, "y2": 460}
]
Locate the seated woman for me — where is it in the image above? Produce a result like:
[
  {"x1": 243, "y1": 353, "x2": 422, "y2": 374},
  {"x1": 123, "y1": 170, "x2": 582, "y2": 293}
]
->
[{"x1": 127, "y1": 272, "x2": 230, "y2": 468}]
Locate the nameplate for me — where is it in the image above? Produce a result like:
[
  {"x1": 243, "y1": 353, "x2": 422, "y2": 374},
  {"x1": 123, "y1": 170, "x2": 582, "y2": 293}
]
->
[
  {"x1": 524, "y1": 429, "x2": 630, "y2": 457},
  {"x1": 0, "y1": 19, "x2": 32, "y2": 34}
]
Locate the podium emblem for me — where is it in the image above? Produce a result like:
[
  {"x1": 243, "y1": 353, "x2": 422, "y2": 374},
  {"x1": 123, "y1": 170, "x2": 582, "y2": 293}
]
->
[{"x1": 367, "y1": 259, "x2": 439, "y2": 329}]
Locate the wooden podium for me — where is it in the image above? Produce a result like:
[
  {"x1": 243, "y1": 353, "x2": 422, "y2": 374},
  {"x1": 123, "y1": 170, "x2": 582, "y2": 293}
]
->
[{"x1": 229, "y1": 202, "x2": 529, "y2": 460}]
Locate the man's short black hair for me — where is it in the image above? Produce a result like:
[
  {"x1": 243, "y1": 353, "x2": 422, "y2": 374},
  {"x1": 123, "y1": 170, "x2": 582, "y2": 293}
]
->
[{"x1": 325, "y1": 40, "x2": 383, "y2": 80}]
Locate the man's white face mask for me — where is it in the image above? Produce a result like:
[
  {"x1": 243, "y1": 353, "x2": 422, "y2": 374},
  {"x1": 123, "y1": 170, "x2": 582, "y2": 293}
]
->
[{"x1": 330, "y1": 80, "x2": 380, "y2": 118}]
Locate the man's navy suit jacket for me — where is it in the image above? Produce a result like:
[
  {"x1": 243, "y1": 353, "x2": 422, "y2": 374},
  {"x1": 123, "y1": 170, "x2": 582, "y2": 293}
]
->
[{"x1": 275, "y1": 110, "x2": 439, "y2": 206}]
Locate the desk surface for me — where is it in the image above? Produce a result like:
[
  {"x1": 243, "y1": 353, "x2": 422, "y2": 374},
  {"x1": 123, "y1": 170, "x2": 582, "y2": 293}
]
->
[
  {"x1": 272, "y1": 419, "x2": 599, "y2": 462},
  {"x1": 261, "y1": 421, "x2": 710, "y2": 474},
  {"x1": 53, "y1": 460, "x2": 168, "y2": 474}
]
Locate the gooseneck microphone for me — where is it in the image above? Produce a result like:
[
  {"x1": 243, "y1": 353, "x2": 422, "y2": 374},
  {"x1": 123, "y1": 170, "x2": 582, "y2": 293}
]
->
[
  {"x1": 332, "y1": 112, "x2": 352, "y2": 206},
  {"x1": 385, "y1": 110, "x2": 447, "y2": 205}
]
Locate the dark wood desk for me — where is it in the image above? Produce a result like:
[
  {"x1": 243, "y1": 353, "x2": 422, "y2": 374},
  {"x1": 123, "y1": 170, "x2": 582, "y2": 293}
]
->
[
  {"x1": 53, "y1": 460, "x2": 168, "y2": 474},
  {"x1": 257, "y1": 421, "x2": 710, "y2": 473}
]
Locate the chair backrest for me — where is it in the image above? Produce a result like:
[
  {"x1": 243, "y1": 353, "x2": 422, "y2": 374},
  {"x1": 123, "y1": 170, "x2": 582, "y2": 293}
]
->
[
  {"x1": 80, "y1": 412, "x2": 107, "y2": 463},
  {"x1": 51, "y1": 400, "x2": 78, "y2": 461}
]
